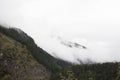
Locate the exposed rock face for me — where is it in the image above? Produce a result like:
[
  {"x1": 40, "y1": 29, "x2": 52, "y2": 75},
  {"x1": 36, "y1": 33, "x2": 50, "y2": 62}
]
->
[{"x1": 0, "y1": 32, "x2": 51, "y2": 80}]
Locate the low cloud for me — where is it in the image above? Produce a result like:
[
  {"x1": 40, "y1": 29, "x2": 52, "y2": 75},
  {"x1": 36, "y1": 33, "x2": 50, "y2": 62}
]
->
[{"x1": 0, "y1": 0, "x2": 120, "y2": 63}]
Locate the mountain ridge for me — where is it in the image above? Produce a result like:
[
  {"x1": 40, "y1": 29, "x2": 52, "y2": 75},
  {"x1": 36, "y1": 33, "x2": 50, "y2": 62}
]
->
[
  {"x1": 0, "y1": 25, "x2": 72, "y2": 71},
  {"x1": 0, "y1": 25, "x2": 120, "y2": 80}
]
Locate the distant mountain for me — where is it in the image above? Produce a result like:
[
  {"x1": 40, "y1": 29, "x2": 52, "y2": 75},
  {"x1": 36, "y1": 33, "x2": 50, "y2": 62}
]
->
[{"x1": 0, "y1": 25, "x2": 120, "y2": 80}]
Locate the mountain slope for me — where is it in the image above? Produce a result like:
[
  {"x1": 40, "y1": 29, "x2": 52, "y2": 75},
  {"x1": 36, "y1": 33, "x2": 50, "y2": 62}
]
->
[
  {"x1": 1, "y1": 25, "x2": 119, "y2": 80},
  {"x1": 0, "y1": 32, "x2": 51, "y2": 80},
  {"x1": 0, "y1": 25, "x2": 72, "y2": 72}
]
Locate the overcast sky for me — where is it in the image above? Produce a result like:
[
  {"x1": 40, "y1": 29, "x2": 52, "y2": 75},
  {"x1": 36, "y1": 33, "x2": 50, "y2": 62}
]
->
[{"x1": 0, "y1": 0, "x2": 120, "y2": 63}]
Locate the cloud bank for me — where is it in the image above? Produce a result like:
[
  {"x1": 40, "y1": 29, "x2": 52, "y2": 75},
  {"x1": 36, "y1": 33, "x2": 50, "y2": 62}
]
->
[{"x1": 0, "y1": 0, "x2": 120, "y2": 63}]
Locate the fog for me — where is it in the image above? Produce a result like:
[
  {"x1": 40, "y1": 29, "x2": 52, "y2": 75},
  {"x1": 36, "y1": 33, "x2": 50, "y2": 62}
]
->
[{"x1": 0, "y1": 0, "x2": 120, "y2": 63}]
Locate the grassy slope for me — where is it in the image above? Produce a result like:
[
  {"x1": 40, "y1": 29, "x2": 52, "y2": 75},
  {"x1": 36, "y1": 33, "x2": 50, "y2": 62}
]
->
[
  {"x1": 0, "y1": 32, "x2": 51, "y2": 80},
  {"x1": 0, "y1": 26, "x2": 72, "y2": 71}
]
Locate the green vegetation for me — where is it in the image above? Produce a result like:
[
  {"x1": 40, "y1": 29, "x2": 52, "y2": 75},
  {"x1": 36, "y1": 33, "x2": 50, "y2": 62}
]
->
[
  {"x1": 1, "y1": 75, "x2": 12, "y2": 80},
  {"x1": 59, "y1": 70, "x2": 78, "y2": 80},
  {"x1": 0, "y1": 25, "x2": 71, "y2": 72},
  {"x1": 51, "y1": 63, "x2": 118, "y2": 80},
  {"x1": 116, "y1": 63, "x2": 120, "y2": 80},
  {"x1": 0, "y1": 31, "x2": 50, "y2": 80},
  {"x1": 0, "y1": 25, "x2": 120, "y2": 80}
]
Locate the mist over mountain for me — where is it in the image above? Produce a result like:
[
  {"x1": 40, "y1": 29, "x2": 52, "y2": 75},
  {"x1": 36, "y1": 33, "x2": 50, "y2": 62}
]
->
[
  {"x1": 57, "y1": 36, "x2": 87, "y2": 49},
  {"x1": 0, "y1": 26, "x2": 51, "y2": 80},
  {"x1": 1, "y1": 0, "x2": 120, "y2": 80},
  {"x1": 0, "y1": 0, "x2": 120, "y2": 63},
  {"x1": 0, "y1": 25, "x2": 120, "y2": 80}
]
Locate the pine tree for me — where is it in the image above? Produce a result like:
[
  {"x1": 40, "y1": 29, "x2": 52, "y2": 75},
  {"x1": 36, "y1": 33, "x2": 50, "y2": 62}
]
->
[
  {"x1": 59, "y1": 70, "x2": 78, "y2": 80},
  {"x1": 1, "y1": 75, "x2": 12, "y2": 80},
  {"x1": 88, "y1": 70, "x2": 95, "y2": 80},
  {"x1": 116, "y1": 63, "x2": 120, "y2": 80}
]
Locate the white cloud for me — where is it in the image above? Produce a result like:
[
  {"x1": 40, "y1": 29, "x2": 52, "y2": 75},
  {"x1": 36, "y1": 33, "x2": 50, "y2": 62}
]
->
[{"x1": 0, "y1": 0, "x2": 120, "y2": 63}]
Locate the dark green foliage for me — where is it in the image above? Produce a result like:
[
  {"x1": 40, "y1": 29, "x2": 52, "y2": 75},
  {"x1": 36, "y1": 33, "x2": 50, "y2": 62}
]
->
[
  {"x1": 0, "y1": 25, "x2": 71, "y2": 72},
  {"x1": 116, "y1": 63, "x2": 120, "y2": 80},
  {"x1": 72, "y1": 63, "x2": 118, "y2": 80},
  {"x1": 1, "y1": 75, "x2": 12, "y2": 80},
  {"x1": 59, "y1": 70, "x2": 78, "y2": 80},
  {"x1": 51, "y1": 62, "x2": 118, "y2": 80},
  {"x1": 1, "y1": 25, "x2": 120, "y2": 80},
  {"x1": 0, "y1": 31, "x2": 51, "y2": 80},
  {"x1": 0, "y1": 65, "x2": 9, "y2": 79}
]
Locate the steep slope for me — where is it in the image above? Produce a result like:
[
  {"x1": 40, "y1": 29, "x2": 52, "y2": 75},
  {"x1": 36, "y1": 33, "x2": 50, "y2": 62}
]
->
[
  {"x1": 0, "y1": 25, "x2": 72, "y2": 72},
  {"x1": 0, "y1": 25, "x2": 120, "y2": 80},
  {"x1": 0, "y1": 32, "x2": 51, "y2": 80}
]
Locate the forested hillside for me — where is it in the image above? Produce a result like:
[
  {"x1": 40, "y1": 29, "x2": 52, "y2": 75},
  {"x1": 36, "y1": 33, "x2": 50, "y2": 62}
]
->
[
  {"x1": 0, "y1": 25, "x2": 71, "y2": 72},
  {"x1": 0, "y1": 32, "x2": 51, "y2": 80},
  {"x1": 51, "y1": 62, "x2": 120, "y2": 80},
  {"x1": 0, "y1": 25, "x2": 120, "y2": 80}
]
